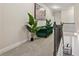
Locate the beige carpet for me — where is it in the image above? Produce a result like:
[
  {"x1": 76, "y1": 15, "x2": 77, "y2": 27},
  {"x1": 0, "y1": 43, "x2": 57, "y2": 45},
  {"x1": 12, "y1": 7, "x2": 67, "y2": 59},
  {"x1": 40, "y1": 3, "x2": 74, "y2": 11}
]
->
[{"x1": 0, "y1": 34, "x2": 54, "y2": 56}]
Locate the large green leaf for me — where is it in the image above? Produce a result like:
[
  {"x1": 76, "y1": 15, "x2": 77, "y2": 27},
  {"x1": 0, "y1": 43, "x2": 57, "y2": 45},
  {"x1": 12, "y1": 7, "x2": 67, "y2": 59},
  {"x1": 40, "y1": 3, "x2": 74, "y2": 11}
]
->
[
  {"x1": 32, "y1": 21, "x2": 37, "y2": 29},
  {"x1": 26, "y1": 25, "x2": 32, "y2": 32},
  {"x1": 28, "y1": 13, "x2": 35, "y2": 25},
  {"x1": 27, "y1": 13, "x2": 38, "y2": 33},
  {"x1": 31, "y1": 21, "x2": 37, "y2": 33}
]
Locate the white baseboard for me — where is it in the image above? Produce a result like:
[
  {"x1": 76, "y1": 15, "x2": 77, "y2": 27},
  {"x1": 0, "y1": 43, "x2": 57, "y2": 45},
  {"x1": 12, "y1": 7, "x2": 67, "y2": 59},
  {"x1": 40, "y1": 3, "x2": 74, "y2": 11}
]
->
[{"x1": 0, "y1": 40, "x2": 27, "y2": 55}]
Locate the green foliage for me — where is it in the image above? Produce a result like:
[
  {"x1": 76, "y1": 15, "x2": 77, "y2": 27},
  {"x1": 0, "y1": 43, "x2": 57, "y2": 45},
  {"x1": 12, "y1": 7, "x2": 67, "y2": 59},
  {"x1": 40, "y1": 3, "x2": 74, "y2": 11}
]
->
[
  {"x1": 36, "y1": 19, "x2": 53, "y2": 38},
  {"x1": 27, "y1": 13, "x2": 37, "y2": 33},
  {"x1": 46, "y1": 19, "x2": 52, "y2": 28},
  {"x1": 26, "y1": 25, "x2": 32, "y2": 32},
  {"x1": 31, "y1": 21, "x2": 37, "y2": 33},
  {"x1": 28, "y1": 13, "x2": 35, "y2": 25}
]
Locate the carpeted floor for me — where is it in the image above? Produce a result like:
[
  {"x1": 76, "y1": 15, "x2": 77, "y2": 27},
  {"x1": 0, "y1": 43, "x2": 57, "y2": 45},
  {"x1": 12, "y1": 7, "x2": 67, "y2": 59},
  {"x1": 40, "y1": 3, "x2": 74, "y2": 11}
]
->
[{"x1": 0, "y1": 34, "x2": 54, "y2": 56}]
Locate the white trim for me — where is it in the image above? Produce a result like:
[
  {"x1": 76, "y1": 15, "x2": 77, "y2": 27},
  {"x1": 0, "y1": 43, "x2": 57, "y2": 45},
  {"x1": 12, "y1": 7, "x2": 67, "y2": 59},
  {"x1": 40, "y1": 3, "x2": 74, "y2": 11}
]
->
[{"x1": 0, "y1": 40, "x2": 27, "y2": 55}]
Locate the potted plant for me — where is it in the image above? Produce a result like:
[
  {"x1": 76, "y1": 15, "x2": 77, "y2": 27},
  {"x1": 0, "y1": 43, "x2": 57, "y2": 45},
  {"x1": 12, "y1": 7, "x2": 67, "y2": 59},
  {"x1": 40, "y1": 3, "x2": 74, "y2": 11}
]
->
[
  {"x1": 46, "y1": 19, "x2": 52, "y2": 29},
  {"x1": 36, "y1": 19, "x2": 53, "y2": 38},
  {"x1": 26, "y1": 13, "x2": 37, "y2": 41}
]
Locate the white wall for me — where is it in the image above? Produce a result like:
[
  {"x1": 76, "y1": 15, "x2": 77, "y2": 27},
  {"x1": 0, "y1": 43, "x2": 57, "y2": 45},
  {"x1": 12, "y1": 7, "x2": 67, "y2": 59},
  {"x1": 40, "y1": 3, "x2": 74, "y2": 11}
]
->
[
  {"x1": 61, "y1": 7, "x2": 76, "y2": 33},
  {"x1": 61, "y1": 7, "x2": 74, "y2": 23},
  {"x1": 0, "y1": 3, "x2": 34, "y2": 51},
  {"x1": 72, "y1": 5, "x2": 79, "y2": 56},
  {"x1": 72, "y1": 35, "x2": 78, "y2": 56},
  {"x1": 0, "y1": 4, "x2": 4, "y2": 49},
  {"x1": 53, "y1": 11, "x2": 61, "y2": 25},
  {"x1": 0, "y1": 5, "x2": 1, "y2": 44},
  {"x1": 74, "y1": 5, "x2": 79, "y2": 32}
]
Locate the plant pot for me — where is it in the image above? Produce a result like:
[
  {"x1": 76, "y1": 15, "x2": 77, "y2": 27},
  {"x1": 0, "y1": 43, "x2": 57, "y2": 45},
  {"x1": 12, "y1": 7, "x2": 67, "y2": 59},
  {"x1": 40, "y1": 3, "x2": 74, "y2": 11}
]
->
[
  {"x1": 30, "y1": 33, "x2": 35, "y2": 41},
  {"x1": 30, "y1": 37, "x2": 34, "y2": 41}
]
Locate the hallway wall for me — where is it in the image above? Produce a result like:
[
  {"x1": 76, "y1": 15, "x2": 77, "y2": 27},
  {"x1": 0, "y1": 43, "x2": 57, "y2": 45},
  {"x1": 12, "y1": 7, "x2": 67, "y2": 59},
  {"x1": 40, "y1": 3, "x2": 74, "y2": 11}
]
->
[
  {"x1": 73, "y1": 5, "x2": 79, "y2": 56},
  {"x1": 74, "y1": 5, "x2": 79, "y2": 32},
  {"x1": 61, "y1": 7, "x2": 74, "y2": 23},
  {"x1": 0, "y1": 3, "x2": 34, "y2": 52},
  {"x1": 61, "y1": 7, "x2": 76, "y2": 32},
  {"x1": 0, "y1": 4, "x2": 4, "y2": 49},
  {"x1": 53, "y1": 11, "x2": 61, "y2": 25}
]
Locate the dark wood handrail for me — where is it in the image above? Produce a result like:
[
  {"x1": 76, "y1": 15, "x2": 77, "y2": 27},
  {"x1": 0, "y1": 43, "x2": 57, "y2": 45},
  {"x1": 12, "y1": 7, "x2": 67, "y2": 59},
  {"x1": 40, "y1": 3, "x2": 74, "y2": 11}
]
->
[
  {"x1": 53, "y1": 22, "x2": 63, "y2": 56},
  {"x1": 63, "y1": 23, "x2": 75, "y2": 24}
]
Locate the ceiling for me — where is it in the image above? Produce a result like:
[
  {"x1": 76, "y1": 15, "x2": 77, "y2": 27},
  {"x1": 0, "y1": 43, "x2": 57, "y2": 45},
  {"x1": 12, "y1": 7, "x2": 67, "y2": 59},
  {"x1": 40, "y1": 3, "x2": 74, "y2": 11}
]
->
[{"x1": 43, "y1": 3, "x2": 76, "y2": 11}]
